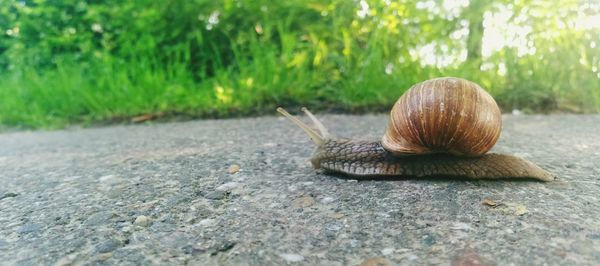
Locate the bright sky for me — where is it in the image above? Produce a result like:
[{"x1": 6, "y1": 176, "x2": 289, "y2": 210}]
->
[{"x1": 409, "y1": 0, "x2": 600, "y2": 69}]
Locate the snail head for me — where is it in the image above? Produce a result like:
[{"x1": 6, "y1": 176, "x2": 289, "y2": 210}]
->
[{"x1": 276, "y1": 107, "x2": 334, "y2": 168}]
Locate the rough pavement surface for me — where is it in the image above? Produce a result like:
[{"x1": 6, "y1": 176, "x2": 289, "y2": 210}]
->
[{"x1": 0, "y1": 114, "x2": 599, "y2": 265}]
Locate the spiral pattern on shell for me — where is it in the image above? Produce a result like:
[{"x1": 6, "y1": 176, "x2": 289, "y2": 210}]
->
[{"x1": 381, "y1": 77, "x2": 502, "y2": 157}]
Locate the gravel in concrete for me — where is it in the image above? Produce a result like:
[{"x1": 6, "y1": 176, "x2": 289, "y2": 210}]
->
[{"x1": 0, "y1": 114, "x2": 599, "y2": 265}]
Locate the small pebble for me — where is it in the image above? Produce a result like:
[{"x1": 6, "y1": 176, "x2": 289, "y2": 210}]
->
[
  {"x1": 349, "y1": 239, "x2": 360, "y2": 248},
  {"x1": 361, "y1": 257, "x2": 390, "y2": 266},
  {"x1": 17, "y1": 223, "x2": 41, "y2": 234},
  {"x1": 133, "y1": 215, "x2": 151, "y2": 227},
  {"x1": 54, "y1": 216, "x2": 68, "y2": 225},
  {"x1": 450, "y1": 223, "x2": 471, "y2": 231},
  {"x1": 198, "y1": 219, "x2": 216, "y2": 227},
  {"x1": 85, "y1": 211, "x2": 114, "y2": 226},
  {"x1": 482, "y1": 198, "x2": 498, "y2": 206},
  {"x1": 216, "y1": 182, "x2": 241, "y2": 192},
  {"x1": 279, "y1": 253, "x2": 304, "y2": 263},
  {"x1": 421, "y1": 235, "x2": 436, "y2": 246},
  {"x1": 228, "y1": 164, "x2": 241, "y2": 174},
  {"x1": 204, "y1": 190, "x2": 227, "y2": 200},
  {"x1": 491, "y1": 202, "x2": 528, "y2": 216},
  {"x1": 209, "y1": 240, "x2": 236, "y2": 255},
  {"x1": 55, "y1": 254, "x2": 77, "y2": 266},
  {"x1": 554, "y1": 248, "x2": 567, "y2": 258},
  {"x1": 95, "y1": 252, "x2": 113, "y2": 261},
  {"x1": 292, "y1": 196, "x2": 315, "y2": 208},
  {"x1": 329, "y1": 212, "x2": 345, "y2": 219},
  {"x1": 263, "y1": 142, "x2": 277, "y2": 147},
  {"x1": 321, "y1": 197, "x2": 335, "y2": 204},
  {"x1": 325, "y1": 222, "x2": 344, "y2": 232},
  {"x1": 99, "y1": 175, "x2": 123, "y2": 185},
  {"x1": 164, "y1": 180, "x2": 179, "y2": 187},
  {"x1": 95, "y1": 239, "x2": 122, "y2": 253},
  {"x1": 451, "y1": 250, "x2": 490, "y2": 266},
  {"x1": 0, "y1": 192, "x2": 18, "y2": 200},
  {"x1": 381, "y1": 248, "x2": 395, "y2": 256}
]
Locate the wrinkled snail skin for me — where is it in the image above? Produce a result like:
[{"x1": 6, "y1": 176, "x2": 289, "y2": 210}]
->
[
  {"x1": 276, "y1": 77, "x2": 555, "y2": 182},
  {"x1": 312, "y1": 139, "x2": 554, "y2": 181}
]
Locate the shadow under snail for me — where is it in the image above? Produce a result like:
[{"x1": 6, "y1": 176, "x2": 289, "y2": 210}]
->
[{"x1": 277, "y1": 77, "x2": 554, "y2": 182}]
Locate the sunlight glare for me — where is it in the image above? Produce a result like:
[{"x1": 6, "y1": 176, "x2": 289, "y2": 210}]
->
[
  {"x1": 575, "y1": 14, "x2": 600, "y2": 29},
  {"x1": 482, "y1": 9, "x2": 534, "y2": 58}
]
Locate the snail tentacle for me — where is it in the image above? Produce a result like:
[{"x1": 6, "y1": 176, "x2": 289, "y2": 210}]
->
[
  {"x1": 301, "y1": 107, "x2": 332, "y2": 139},
  {"x1": 277, "y1": 107, "x2": 324, "y2": 145}
]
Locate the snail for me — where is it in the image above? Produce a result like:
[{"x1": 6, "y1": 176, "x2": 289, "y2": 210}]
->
[{"x1": 277, "y1": 77, "x2": 554, "y2": 182}]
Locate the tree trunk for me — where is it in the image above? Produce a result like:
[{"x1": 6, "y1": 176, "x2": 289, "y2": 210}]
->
[{"x1": 465, "y1": 1, "x2": 489, "y2": 67}]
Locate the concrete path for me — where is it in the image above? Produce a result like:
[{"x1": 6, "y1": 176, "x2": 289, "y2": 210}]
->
[{"x1": 1, "y1": 114, "x2": 599, "y2": 265}]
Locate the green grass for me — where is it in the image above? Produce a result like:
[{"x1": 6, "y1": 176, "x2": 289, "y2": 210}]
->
[{"x1": 0, "y1": 47, "x2": 598, "y2": 129}]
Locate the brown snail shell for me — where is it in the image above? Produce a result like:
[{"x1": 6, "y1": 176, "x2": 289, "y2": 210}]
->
[{"x1": 381, "y1": 77, "x2": 502, "y2": 157}]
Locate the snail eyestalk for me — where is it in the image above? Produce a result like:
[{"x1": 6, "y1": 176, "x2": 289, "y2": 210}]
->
[
  {"x1": 301, "y1": 107, "x2": 332, "y2": 139},
  {"x1": 277, "y1": 107, "x2": 324, "y2": 145}
]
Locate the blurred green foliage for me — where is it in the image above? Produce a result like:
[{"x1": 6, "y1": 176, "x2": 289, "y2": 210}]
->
[{"x1": 0, "y1": 0, "x2": 598, "y2": 128}]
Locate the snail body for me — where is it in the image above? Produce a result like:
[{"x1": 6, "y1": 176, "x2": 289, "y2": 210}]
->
[
  {"x1": 277, "y1": 77, "x2": 554, "y2": 182},
  {"x1": 312, "y1": 139, "x2": 553, "y2": 181}
]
